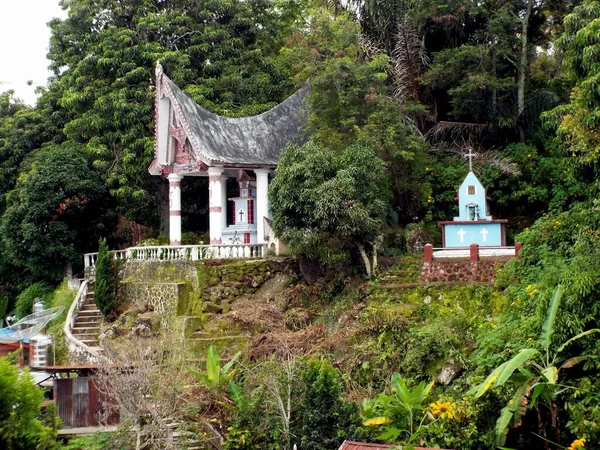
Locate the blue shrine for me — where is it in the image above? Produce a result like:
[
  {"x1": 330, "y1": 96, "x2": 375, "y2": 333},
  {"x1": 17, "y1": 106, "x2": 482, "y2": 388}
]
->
[{"x1": 439, "y1": 170, "x2": 507, "y2": 248}]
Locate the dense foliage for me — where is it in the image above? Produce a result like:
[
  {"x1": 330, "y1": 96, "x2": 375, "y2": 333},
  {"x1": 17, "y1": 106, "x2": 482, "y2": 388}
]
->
[
  {"x1": 269, "y1": 141, "x2": 391, "y2": 276},
  {"x1": 94, "y1": 238, "x2": 118, "y2": 318},
  {"x1": 0, "y1": 358, "x2": 59, "y2": 450},
  {"x1": 0, "y1": 144, "x2": 114, "y2": 285}
]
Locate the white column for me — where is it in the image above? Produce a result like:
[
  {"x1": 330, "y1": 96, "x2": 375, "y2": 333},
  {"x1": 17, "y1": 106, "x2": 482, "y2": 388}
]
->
[
  {"x1": 208, "y1": 167, "x2": 224, "y2": 245},
  {"x1": 255, "y1": 169, "x2": 270, "y2": 244},
  {"x1": 168, "y1": 173, "x2": 183, "y2": 245},
  {"x1": 221, "y1": 174, "x2": 228, "y2": 229}
]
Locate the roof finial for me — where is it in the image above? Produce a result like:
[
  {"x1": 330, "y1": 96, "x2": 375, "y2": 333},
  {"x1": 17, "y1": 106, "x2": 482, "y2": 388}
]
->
[
  {"x1": 155, "y1": 61, "x2": 163, "y2": 77},
  {"x1": 465, "y1": 148, "x2": 477, "y2": 172}
]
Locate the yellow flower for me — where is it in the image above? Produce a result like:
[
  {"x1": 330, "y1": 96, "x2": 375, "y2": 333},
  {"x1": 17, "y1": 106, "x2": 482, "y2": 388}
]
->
[
  {"x1": 568, "y1": 437, "x2": 586, "y2": 450},
  {"x1": 430, "y1": 401, "x2": 457, "y2": 420},
  {"x1": 363, "y1": 417, "x2": 390, "y2": 427}
]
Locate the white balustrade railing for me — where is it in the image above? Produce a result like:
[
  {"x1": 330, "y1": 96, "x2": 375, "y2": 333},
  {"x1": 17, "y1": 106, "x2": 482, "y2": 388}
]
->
[
  {"x1": 63, "y1": 280, "x2": 107, "y2": 363},
  {"x1": 84, "y1": 243, "x2": 267, "y2": 268}
]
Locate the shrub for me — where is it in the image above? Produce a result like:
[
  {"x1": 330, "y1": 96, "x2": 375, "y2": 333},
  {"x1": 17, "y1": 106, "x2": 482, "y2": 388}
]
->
[
  {"x1": 296, "y1": 359, "x2": 361, "y2": 450},
  {"x1": 94, "y1": 238, "x2": 117, "y2": 319},
  {"x1": 0, "y1": 357, "x2": 60, "y2": 449},
  {"x1": 15, "y1": 283, "x2": 53, "y2": 319}
]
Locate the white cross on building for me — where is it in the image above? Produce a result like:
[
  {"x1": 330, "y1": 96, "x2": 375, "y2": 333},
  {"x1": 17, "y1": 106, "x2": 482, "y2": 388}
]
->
[
  {"x1": 458, "y1": 228, "x2": 466, "y2": 243},
  {"x1": 465, "y1": 148, "x2": 477, "y2": 171},
  {"x1": 480, "y1": 227, "x2": 488, "y2": 242}
]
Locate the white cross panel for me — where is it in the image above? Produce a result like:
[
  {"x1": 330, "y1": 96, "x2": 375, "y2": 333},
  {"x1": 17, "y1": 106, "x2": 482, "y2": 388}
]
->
[
  {"x1": 458, "y1": 228, "x2": 466, "y2": 243},
  {"x1": 480, "y1": 228, "x2": 488, "y2": 242}
]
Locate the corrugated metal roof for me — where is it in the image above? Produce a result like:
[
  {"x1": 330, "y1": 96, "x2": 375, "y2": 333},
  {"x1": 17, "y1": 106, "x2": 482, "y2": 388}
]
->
[
  {"x1": 38, "y1": 365, "x2": 101, "y2": 370},
  {"x1": 338, "y1": 442, "x2": 395, "y2": 450},
  {"x1": 338, "y1": 441, "x2": 452, "y2": 450}
]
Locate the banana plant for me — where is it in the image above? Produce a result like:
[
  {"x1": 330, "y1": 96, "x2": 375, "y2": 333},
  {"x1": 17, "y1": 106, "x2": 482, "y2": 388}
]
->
[
  {"x1": 190, "y1": 344, "x2": 242, "y2": 398},
  {"x1": 365, "y1": 373, "x2": 434, "y2": 443},
  {"x1": 471, "y1": 286, "x2": 600, "y2": 446},
  {"x1": 190, "y1": 345, "x2": 243, "y2": 436}
]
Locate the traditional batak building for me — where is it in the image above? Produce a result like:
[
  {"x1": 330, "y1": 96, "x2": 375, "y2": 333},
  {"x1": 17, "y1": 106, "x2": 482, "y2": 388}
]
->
[{"x1": 149, "y1": 62, "x2": 309, "y2": 248}]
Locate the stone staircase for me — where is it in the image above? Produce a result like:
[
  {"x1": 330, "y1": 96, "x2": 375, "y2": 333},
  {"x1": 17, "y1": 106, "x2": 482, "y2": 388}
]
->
[{"x1": 70, "y1": 287, "x2": 103, "y2": 351}]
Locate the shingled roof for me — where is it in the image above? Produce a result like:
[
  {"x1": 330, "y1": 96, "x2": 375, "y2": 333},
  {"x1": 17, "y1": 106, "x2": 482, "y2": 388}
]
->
[{"x1": 153, "y1": 62, "x2": 310, "y2": 172}]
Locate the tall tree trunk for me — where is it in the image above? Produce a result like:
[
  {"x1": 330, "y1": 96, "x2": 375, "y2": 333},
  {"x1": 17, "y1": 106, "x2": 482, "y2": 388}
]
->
[
  {"x1": 518, "y1": 0, "x2": 534, "y2": 141},
  {"x1": 357, "y1": 243, "x2": 373, "y2": 278},
  {"x1": 491, "y1": 46, "x2": 497, "y2": 122},
  {"x1": 536, "y1": 405, "x2": 550, "y2": 450}
]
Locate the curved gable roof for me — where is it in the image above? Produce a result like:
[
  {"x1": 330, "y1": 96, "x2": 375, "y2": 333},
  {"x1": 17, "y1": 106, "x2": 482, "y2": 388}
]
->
[{"x1": 151, "y1": 63, "x2": 310, "y2": 175}]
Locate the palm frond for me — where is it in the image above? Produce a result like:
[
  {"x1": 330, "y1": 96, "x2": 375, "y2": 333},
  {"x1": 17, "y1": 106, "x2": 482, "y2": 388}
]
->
[{"x1": 391, "y1": 16, "x2": 429, "y2": 103}]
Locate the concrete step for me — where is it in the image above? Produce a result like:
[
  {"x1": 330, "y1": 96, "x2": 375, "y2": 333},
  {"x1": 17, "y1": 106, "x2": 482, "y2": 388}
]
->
[
  {"x1": 72, "y1": 326, "x2": 101, "y2": 333},
  {"x1": 80, "y1": 309, "x2": 100, "y2": 315},
  {"x1": 73, "y1": 333, "x2": 99, "y2": 342},
  {"x1": 81, "y1": 304, "x2": 100, "y2": 311},
  {"x1": 75, "y1": 317, "x2": 102, "y2": 325}
]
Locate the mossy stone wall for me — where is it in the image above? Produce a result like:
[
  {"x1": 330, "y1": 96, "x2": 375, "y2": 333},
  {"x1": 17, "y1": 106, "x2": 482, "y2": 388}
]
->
[
  {"x1": 119, "y1": 282, "x2": 188, "y2": 327},
  {"x1": 119, "y1": 258, "x2": 298, "y2": 319}
]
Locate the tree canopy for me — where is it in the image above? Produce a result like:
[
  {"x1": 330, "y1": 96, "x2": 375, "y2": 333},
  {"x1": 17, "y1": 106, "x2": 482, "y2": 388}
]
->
[
  {"x1": 269, "y1": 141, "x2": 391, "y2": 276},
  {"x1": 0, "y1": 143, "x2": 114, "y2": 284}
]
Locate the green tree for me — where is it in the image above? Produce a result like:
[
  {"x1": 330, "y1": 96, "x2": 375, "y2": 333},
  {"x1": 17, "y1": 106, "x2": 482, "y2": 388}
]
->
[
  {"x1": 296, "y1": 359, "x2": 360, "y2": 450},
  {"x1": 282, "y1": 8, "x2": 429, "y2": 220},
  {"x1": 14, "y1": 283, "x2": 53, "y2": 319},
  {"x1": 0, "y1": 143, "x2": 114, "y2": 283},
  {"x1": 47, "y1": 0, "x2": 302, "y2": 225},
  {"x1": 0, "y1": 358, "x2": 59, "y2": 450},
  {"x1": 543, "y1": 0, "x2": 600, "y2": 161},
  {"x1": 94, "y1": 238, "x2": 117, "y2": 319},
  {"x1": 269, "y1": 141, "x2": 391, "y2": 277},
  {"x1": 472, "y1": 286, "x2": 600, "y2": 446}
]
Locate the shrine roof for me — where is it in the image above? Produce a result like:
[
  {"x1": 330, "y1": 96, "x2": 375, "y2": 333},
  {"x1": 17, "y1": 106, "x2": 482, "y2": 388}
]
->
[{"x1": 164, "y1": 76, "x2": 310, "y2": 167}]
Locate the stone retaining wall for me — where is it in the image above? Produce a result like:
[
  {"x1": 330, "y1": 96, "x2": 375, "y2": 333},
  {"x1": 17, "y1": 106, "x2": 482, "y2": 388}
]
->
[
  {"x1": 119, "y1": 282, "x2": 187, "y2": 326},
  {"x1": 420, "y1": 260, "x2": 499, "y2": 283}
]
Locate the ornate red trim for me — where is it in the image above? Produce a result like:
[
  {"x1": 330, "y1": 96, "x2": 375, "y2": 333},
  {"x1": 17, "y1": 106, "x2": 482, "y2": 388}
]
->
[
  {"x1": 209, "y1": 206, "x2": 222, "y2": 213},
  {"x1": 210, "y1": 238, "x2": 222, "y2": 245},
  {"x1": 208, "y1": 176, "x2": 221, "y2": 182},
  {"x1": 169, "y1": 210, "x2": 181, "y2": 216}
]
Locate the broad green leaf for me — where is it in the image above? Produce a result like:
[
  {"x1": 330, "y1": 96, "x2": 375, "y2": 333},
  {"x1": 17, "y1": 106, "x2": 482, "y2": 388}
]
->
[
  {"x1": 228, "y1": 381, "x2": 244, "y2": 409},
  {"x1": 376, "y1": 427, "x2": 402, "y2": 441},
  {"x1": 495, "y1": 406, "x2": 512, "y2": 446},
  {"x1": 541, "y1": 366, "x2": 558, "y2": 384},
  {"x1": 222, "y1": 351, "x2": 242, "y2": 374},
  {"x1": 206, "y1": 345, "x2": 220, "y2": 384},
  {"x1": 530, "y1": 383, "x2": 548, "y2": 407},
  {"x1": 541, "y1": 285, "x2": 563, "y2": 352},
  {"x1": 472, "y1": 360, "x2": 509, "y2": 398},
  {"x1": 496, "y1": 349, "x2": 538, "y2": 386},
  {"x1": 555, "y1": 329, "x2": 600, "y2": 355}
]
